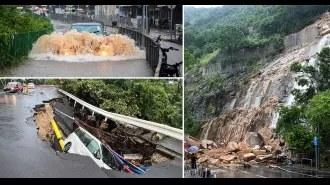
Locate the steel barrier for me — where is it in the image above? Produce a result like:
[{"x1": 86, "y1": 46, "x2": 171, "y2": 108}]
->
[{"x1": 58, "y1": 89, "x2": 183, "y2": 140}]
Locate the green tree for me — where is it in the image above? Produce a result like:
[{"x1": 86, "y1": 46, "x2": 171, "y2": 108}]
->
[
  {"x1": 306, "y1": 90, "x2": 330, "y2": 132},
  {"x1": 290, "y1": 47, "x2": 330, "y2": 105},
  {"x1": 217, "y1": 25, "x2": 245, "y2": 51}
]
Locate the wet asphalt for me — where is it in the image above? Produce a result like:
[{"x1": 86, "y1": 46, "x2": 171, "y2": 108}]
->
[
  {"x1": 0, "y1": 20, "x2": 153, "y2": 77},
  {"x1": 0, "y1": 87, "x2": 108, "y2": 178},
  {"x1": 0, "y1": 87, "x2": 183, "y2": 177},
  {"x1": 185, "y1": 165, "x2": 330, "y2": 178}
]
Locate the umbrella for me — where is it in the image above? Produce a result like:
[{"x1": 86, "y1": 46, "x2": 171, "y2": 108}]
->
[{"x1": 188, "y1": 146, "x2": 199, "y2": 153}]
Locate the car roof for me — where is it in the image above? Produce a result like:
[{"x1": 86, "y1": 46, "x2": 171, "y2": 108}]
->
[
  {"x1": 72, "y1": 23, "x2": 103, "y2": 26},
  {"x1": 8, "y1": 82, "x2": 19, "y2": 84}
]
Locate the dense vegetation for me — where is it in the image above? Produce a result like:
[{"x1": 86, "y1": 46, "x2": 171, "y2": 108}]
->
[
  {"x1": 276, "y1": 47, "x2": 330, "y2": 167},
  {"x1": 62, "y1": 79, "x2": 182, "y2": 129},
  {"x1": 0, "y1": 5, "x2": 52, "y2": 68},
  {"x1": 185, "y1": 5, "x2": 330, "y2": 68},
  {"x1": 184, "y1": 5, "x2": 330, "y2": 138}
]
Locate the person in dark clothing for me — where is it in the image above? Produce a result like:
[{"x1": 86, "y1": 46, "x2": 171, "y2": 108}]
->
[{"x1": 191, "y1": 152, "x2": 197, "y2": 169}]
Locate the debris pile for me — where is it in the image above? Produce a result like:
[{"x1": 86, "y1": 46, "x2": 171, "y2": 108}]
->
[{"x1": 34, "y1": 103, "x2": 55, "y2": 142}]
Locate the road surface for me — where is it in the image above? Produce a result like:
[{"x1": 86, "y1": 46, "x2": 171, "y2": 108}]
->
[
  {"x1": 0, "y1": 20, "x2": 153, "y2": 77},
  {"x1": 0, "y1": 87, "x2": 109, "y2": 177},
  {"x1": 184, "y1": 166, "x2": 330, "y2": 178}
]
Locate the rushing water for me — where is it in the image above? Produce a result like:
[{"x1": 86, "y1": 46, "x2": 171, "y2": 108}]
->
[
  {"x1": 270, "y1": 34, "x2": 330, "y2": 128},
  {"x1": 29, "y1": 30, "x2": 145, "y2": 62}
]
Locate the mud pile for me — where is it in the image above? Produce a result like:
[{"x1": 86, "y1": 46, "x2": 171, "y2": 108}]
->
[
  {"x1": 200, "y1": 98, "x2": 279, "y2": 145},
  {"x1": 29, "y1": 30, "x2": 145, "y2": 60},
  {"x1": 34, "y1": 103, "x2": 55, "y2": 142}
]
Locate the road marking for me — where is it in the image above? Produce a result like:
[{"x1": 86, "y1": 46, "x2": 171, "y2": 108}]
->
[{"x1": 255, "y1": 175, "x2": 267, "y2": 178}]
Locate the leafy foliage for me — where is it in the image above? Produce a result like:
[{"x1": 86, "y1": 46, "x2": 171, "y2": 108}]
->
[
  {"x1": 306, "y1": 90, "x2": 330, "y2": 132},
  {"x1": 185, "y1": 5, "x2": 330, "y2": 67},
  {"x1": 0, "y1": 5, "x2": 52, "y2": 68},
  {"x1": 285, "y1": 125, "x2": 315, "y2": 152},
  {"x1": 62, "y1": 79, "x2": 182, "y2": 129},
  {"x1": 290, "y1": 47, "x2": 330, "y2": 105}
]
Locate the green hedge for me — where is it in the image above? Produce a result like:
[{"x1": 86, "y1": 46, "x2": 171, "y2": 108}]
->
[
  {"x1": 0, "y1": 26, "x2": 53, "y2": 68},
  {"x1": 0, "y1": 6, "x2": 53, "y2": 69}
]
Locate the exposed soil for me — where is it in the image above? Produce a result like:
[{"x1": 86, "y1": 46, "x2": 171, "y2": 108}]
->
[
  {"x1": 151, "y1": 153, "x2": 169, "y2": 164},
  {"x1": 34, "y1": 103, "x2": 55, "y2": 142}
]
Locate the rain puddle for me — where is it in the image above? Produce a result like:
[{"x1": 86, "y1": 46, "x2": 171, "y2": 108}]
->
[{"x1": 29, "y1": 30, "x2": 145, "y2": 62}]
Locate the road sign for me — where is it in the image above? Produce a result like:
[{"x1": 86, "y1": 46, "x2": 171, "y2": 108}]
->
[{"x1": 314, "y1": 136, "x2": 318, "y2": 146}]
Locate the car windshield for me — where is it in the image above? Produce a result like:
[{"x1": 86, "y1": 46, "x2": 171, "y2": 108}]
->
[
  {"x1": 7, "y1": 82, "x2": 18, "y2": 86},
  {"x1": 70, "y1": 25, "x2": 102, "y2": 35},
  {"x1": 28, "y1": 83, "x2": 34, "y2": 85},
  {"x1": 101, "y1": 144, "x2": 121, "y2": 170}
]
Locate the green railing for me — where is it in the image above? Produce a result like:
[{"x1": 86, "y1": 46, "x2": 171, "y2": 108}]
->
[
  {"x1": 10, "y1": 26, "x2": 54, "y2": 58},
  {"x1": 0, "y1": 26, "x2": 54, "y2": 68}
]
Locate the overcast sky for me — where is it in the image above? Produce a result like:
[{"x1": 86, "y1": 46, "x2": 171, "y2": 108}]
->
[{"x1": 186, "y1": 5, "x2": 223, "y2": 8}]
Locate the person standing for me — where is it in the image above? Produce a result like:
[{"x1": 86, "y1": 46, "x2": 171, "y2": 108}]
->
[{"x1": 191, "y1": 152, "x2": 197, "y2": 169}]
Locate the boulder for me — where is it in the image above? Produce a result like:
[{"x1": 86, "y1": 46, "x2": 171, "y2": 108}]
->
[
  {"x1": 201, "y1": 143, "x2": 207, "y2": 149},
  {"x1": 244, "y1": 132, "x2": 263, "y2": 148},
  {"x1": 257, "y1": 127, "x2": 273, "y2": 145},
  {"x1": 219, "y1": 155, "x2": 237, "y2": 162},
  {"x1": 322, "y1": 24, "x2": 329, "y2": 30},
  {"x1": 253, "y1": 150, "x2": 267, "y2": 155},
  {"x1": 243, "y1": 153, "x2": 256, "y2": 162},
  {"x1": 321, "y1": 28, "x2": 330, "y2": 36},
  {"x1": 269, "y1": 139, "x2": 281, "y2": 151},
  {"x1": 209, "y1": 159, "x2": 220, "y2": 165},
  {"x1": 264, "y1": 145, "x2": 273, "y2": 152},
  {"x1": 200, "y1": 139, "x2": 217, "y2": 149},
  {"x1": 197, "y1": 157, "x2": 208, "y2": 163},
  {"x1": 238, "y1": 141, "x2": 249, "y2": 151},
  {"x1": 252, "y1": 145, "x2": 261, "y2": 150},
  {"x1": 256, "y1": 154, "x2": 273, "y2": 162},
  {"x1": 227, "y1": 141, "x2": 240, "y2": 152},
  {"x1": 272, "y1": 149, "x2": 282, "y2": 156},
  {"x1": 201, "y1": 139, "x2": 214, "y2": 145}
]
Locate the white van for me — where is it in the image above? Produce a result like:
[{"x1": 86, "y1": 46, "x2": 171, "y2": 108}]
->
[{"x1": 63, "y1": 127, "x2": 121, "y2": 171}]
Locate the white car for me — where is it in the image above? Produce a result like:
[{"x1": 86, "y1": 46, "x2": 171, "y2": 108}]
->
[
  {"x1": 63, "y1": 127, "x2": 120, "y2": 170},
  {"x1": 28, "y1": 83, "x2": 35, "y2": 89}
]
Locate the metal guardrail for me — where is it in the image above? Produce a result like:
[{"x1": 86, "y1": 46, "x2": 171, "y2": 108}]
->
[
  {"x1": 58, "y1": 89, "x2": 183, "y2": 140},
  {"x1": 301, "y1": 158, "x2": 313, "y2": 168},
  {"x1": 118, "y1": 27, "x2": 160, "y2": 74}
]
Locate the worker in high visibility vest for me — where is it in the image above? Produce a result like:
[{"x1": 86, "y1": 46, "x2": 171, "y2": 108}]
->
[{"x1": 25, "y1": 84, "x2": 28, "y2": 93}]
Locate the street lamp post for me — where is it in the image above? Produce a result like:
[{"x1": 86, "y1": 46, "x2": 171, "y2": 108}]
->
[{"x1": 170, "y1": 5, "x2": 173, "y2": 40}]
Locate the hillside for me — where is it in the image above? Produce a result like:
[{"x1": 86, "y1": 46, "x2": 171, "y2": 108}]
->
[{"x1": 184, "y1": 5, "x2": 330, "y2": 168}]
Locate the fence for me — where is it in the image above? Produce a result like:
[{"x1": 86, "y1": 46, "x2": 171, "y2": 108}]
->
[
  {"x1": 118, "y1": 27, "x2": 160, "y2": 72},
  {"x1": 10, "y1": 26, "x2": 54, "y2": 59},
  {"x1": 0, "y1": 26, "x2": 54, "y2": 68}
]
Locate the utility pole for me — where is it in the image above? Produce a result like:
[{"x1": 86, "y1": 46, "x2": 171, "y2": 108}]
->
[
  {"x1": 171, "y1": 5, "x2": 173, "y2": 40},
  {"x1": 142, "y1": 5, "x2": 145, "y2": 34},
  {"x1": 317, "y1": 123, "x2": 320, "y2": 170}
]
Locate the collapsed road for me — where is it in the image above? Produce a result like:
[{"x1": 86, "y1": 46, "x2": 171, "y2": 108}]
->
[{"x1": 0, "y1": 86, "x2": 182, "y2": 178}]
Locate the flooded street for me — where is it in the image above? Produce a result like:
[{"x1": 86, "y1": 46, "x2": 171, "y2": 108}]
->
[
  {"x1": 0, "y1": 59, "x2": 152, "y2": 77},
  {"x1": 0, "y1": 20, "x2": 153, "y2": 77},
  {"x1": 0, "y1": 87, "x2": 108, "y2": 177}
]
